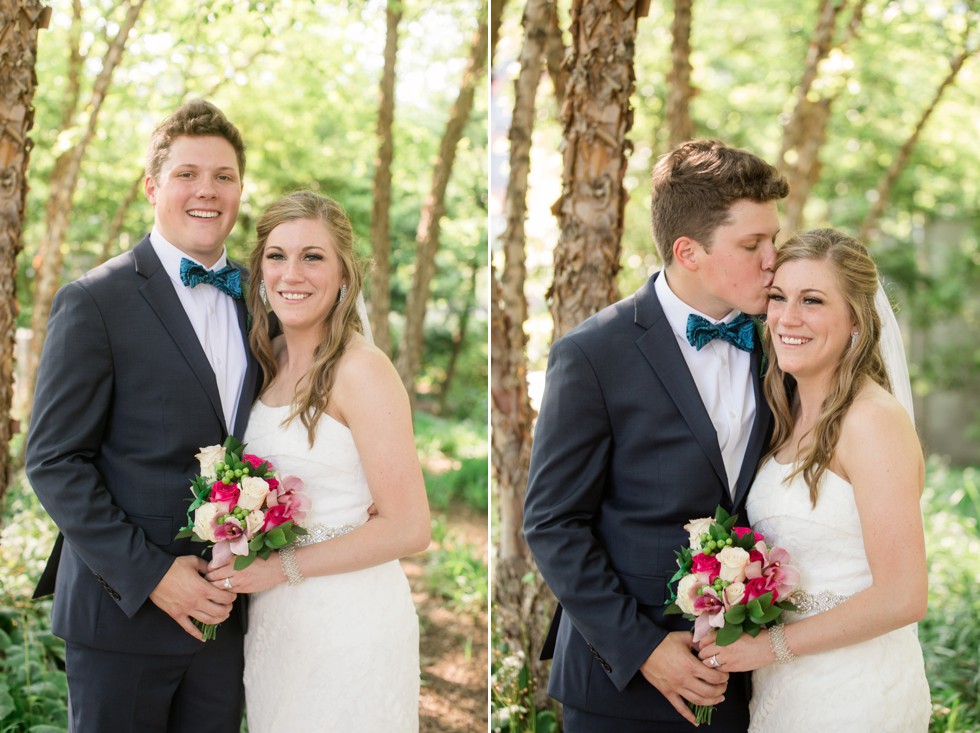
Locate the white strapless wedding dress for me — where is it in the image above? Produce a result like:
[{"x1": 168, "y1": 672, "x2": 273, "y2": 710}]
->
[
  {"x1": 242, "y1": 401, "x2": 420, "y2": 732},
  {"x1": 745, "y1": 458, "x2": 930, "y2": 733}
]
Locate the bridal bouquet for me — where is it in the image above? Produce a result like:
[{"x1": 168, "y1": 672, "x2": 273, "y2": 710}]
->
[
  {"x1": 665, "y1": 506, "x2": 799, "y2": 724},
  {"x1": 175, "y1": 435, "x2": 310, "y2": 639}
]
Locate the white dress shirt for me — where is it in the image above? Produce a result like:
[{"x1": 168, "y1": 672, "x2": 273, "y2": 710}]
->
[
  {"x1": 655, "y1": 272, "x2": 756, "y2": 494},
  {"x1": 150, "y1": 229, "x2": 247, "y2": 433}
]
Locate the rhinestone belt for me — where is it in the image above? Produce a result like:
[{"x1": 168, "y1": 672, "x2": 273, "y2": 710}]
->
[
  {"x1": 786, "y1": 589, "x2": 852, "y2": 615},
  {"x1": 292, "y1": 522, "x2": 358, "y2": 547}
]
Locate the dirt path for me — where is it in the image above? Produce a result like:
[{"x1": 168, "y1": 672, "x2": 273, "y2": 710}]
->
[{"x1": 402, "y1": 507, "x2": 488, "y2": 733}]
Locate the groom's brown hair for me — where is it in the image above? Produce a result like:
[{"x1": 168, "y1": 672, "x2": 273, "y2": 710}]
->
[
  {"x1": 651, "y1": 139, "x2": 788, "y2": 266},
  {"x1": 145, "y1": 99, "x2": 246, "y2": 181}
]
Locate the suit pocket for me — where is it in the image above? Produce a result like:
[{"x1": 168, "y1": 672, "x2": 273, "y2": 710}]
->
[
  {"x1": 129, "y1": 514, "x2": 176, "y2": 547},
  {"x1": 615, "y1": 569, "x2": 668, "y2": 606}
]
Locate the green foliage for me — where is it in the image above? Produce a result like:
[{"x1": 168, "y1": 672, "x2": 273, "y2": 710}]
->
[
  {"x1": 920, "y1": 460, "x2": 980, "y2": 733},
  {"x1": 23, "y1": 0, "x2": 488, "y2": 421},
  {"x1": 425, "y1": 517, "x2": 487, "y2": 617},
  {"x1": 415, "y1": 411, "x2": 488, "y2": 513},
  {"x1": 490, "y1": 636, "x2": 558, "y2": 733}
]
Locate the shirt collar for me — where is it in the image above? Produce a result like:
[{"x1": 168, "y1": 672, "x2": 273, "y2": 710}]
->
[
  {"x1": 149, "y1": 227, "x2": 229, "y2": 286},
  {"x1": 655, "y1": 270, "x2": 743, "y2": 342}
]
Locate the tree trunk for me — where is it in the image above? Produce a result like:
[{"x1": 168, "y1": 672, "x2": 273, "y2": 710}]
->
[
  {"x1": 859, "y1": 48, "x2": 975, "y2": 242},
  {"x1": 491, "y1": 0, "x2": 507, "y2": 61},
  {"x1": 777, "y1": 0, "x2": 866, "y2": 236},
  {"x1": 543, "y1": 1, "x2": 569, "y2": 103},
  {"x1": 0, "y1": 0, "x2": 49, "y2": 506},
  {"x1": 550, "y1": 0, "x2": 647, "y2": 338},
  {"x1": 437, "y1": 263, "x2": 476, "y2": 415},
  {"x1": 493, "y1": 0, "x2": 551, "y2": 565},
  {"x1": 395, "y1": 2, "x2": 489, "y2": 407},
  {"x1": 22, "y1": 0, "x2": 147, "y2": 425},
  {"x1": 368, "y1": 0, "x2": 402, "y2": 356},
  {"x1": 98, "y1": 171, "x2": 143, "y2": 264},
  {"x1": 666, "y1": 0, "x2": 695, "y2": 148}
]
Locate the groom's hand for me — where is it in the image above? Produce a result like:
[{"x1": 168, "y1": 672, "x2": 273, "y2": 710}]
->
[
  {"x1": 639, "y1": 631, "x2": 728, "y2": 726},
  {"x1": 149, "y1": 556, "x2": 237, "y2": 641}
]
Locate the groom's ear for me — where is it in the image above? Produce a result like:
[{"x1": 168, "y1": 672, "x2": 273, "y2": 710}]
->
[
  {"x1": 673, "y1": 236, "x2": 700, "y2": 272},
  {"x1": 144, "y1": 175, "x2": 158, "y2": 205}
]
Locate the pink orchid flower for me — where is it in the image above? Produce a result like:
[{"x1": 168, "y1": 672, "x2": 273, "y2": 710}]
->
[
  {"x1": 212, "y1": 517, "x2": 249, "y2": 566},
  {"x1": 692, "y1": 588, "x2": 726, "y2": 643}
]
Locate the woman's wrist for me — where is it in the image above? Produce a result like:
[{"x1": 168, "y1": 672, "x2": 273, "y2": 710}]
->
[{"x1": 278, "y1": 545, "x2": 305, "y2": 586}]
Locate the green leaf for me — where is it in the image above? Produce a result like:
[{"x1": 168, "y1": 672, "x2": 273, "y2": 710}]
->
[
  {"x1": 234, "y1": 554, "x2": 256, "y2": 571},
  {"x1": 724, "y1": 604, "x2": 747, "y2": 624},
  {"x1": 249, "y1": 536, "x2": 264, "y2": 551},
  {"x1": 266, "y1": 527, "x2": 287, "y2": 548},
  {"x1": 717, "y1": 623, "x2": 743, "y2": 646},
  {"x1": 174, "y1": 528, "x2": 194, "y2": 539},
  {"x1": 664, "y1": 602, "x2": 682, "y2": 615}
]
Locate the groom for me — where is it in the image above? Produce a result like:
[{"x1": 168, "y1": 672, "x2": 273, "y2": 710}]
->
[
  {"x1": 26, "y1": 100, "x2": 258, "y2": 733},
  {"x1": 524, "y1": 139, "x2": 788, "y2": 731}
]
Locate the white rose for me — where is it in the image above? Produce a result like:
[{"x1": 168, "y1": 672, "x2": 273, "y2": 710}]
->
[
  {"x1": 244, "y1": 509, "x2": 264, "y2": 538},
  {"x1": 238, "y1": 476, "x2": 271, "y2": 511},
  {"x1": 676, "y1": 573, "x2": 701, "y2": 615},
  {"x1": 683, "y1": 517, "x2": 716, "y2": 553},
  {"x1": 193, "y1": 502, "x2": 221, "y2": 543},
  {"x1": 195, "y1": 445, "x2": 226, "y2": 481},
  {"x1": 717, "y1": 546, "x2": 751, "y2": 583},
  {"x1": 723, "y1": 581, "x2": 746, "y2": 608}
]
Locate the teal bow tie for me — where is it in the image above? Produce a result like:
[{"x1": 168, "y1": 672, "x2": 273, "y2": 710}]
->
[
  {"x1": 179, "y1": 258, "x2": 242, "y2": 299},
  {"x1": 686, "y1": 313, "x2": 755, "y2": 352}
]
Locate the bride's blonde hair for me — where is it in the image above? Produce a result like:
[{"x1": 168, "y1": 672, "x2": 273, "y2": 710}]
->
[
  {"x1": 247, "y1": 190, "x2": 366, "y2": 445},
  {"x1": 763, "y1": 229, "x2": 891, "y2": 506}
]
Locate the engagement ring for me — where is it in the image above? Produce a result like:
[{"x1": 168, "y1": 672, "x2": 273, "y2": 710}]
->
[
  {"x1": 223, "y1": 578, "x2": 233, "y2": 590},
  {"x1": 709, "y1": 655, "x2": 719, "y2": 668}
]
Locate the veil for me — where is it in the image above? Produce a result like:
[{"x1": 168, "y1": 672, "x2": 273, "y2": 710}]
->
[
  {"x1": 356, "y1": 291, "x2": 374, "y2": 344},
  {"x1": 875, "y1": 282, "x2": 914, "y2": 422}
]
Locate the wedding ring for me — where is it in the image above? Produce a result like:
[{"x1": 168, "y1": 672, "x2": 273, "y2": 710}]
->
[
  {"x1": 223, "y1": 578, "x2": 233, "y2": 590},
  {"x1": 709, "y1": 655, "x2": 719, "y2": 668}
]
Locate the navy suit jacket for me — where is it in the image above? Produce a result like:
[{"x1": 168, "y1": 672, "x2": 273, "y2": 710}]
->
[
  {"x1": 26, "y1": 235, "x2": 260, "y2": 655},
  {"x1": 523, "y1": 273, "x2": 772, "y2": 725}
]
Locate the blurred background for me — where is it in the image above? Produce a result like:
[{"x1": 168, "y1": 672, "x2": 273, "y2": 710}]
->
[
  {"x1": 0, "y1": 2, "x2": 488, "y2": 731},
  {"x1": 489, "y1": 1, "x2": 979, "y2": 731}
]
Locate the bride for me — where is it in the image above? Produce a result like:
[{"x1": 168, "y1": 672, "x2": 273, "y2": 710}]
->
[
  {"x1": 206, "y1": 190, "x2": 431, "y2": 731},
  {"x1": 697, "y1": 229, "x2": 930, "y2": 731}
]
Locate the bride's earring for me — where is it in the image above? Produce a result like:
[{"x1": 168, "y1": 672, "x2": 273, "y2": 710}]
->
[
  {"x1": 259, "y1": 281, "x2": 268, "y2": 306},
  {"x1": 338, "y1": 283, "x2": 348, "y2": 305},
  {"x1": 851, "y1": 331, "x2": 859, "y2": 348}
]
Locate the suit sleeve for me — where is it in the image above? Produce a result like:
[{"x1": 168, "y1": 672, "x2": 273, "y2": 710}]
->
[
  {"x1": 25, "y1": 282, "x2": 175, "y2": 617},
  {"x1": 524, "y1": 335, "x2": 670, "y2": 691}
]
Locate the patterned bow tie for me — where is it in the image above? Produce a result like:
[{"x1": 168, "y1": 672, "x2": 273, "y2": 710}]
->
[
  {"x1": 686, "y1": 313, "x2": 756, "y2": 352},
  {"x1": 179, "y1": 258, "x2": 243, "y2": 299}
]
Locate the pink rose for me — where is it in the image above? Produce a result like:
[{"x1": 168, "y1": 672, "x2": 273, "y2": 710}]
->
[
  {"x1": 260, "y1": 504, "x2": 290, "y2": 532},
  {"x1": 691, "y1": 552, "x2": 721, "y2": 583},
  {"x1": 209, "y1": 481, "x2": 240, "y2": 508},
  {"x1": 242, "y1": 454, "x2": 269, "y2": 470},
  {"x1": 744, "y1": 576, "x2": 774, "y2": 602},
  {"x1": 733, "y1": 526, "x2": 765, "y2": 543}
]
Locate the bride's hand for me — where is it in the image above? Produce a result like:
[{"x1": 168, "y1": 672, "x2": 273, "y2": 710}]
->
[
  {"x1": 697, "y1": 630, "x2": 777, "y2": 673},
  {"x1": 205, "y1": 554, "x2": 285, "y2": 594}
]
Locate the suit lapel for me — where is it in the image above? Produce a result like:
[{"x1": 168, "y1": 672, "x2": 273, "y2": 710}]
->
[
  {"x1": 133, "y1": 237, "x2": 227, "y2": 431},
  {"x1": 633, "y1": 274, "x2": 729, "y2": 488},
  {"x1": 231, "y1": 262, "x2": 258, "y2": 439},
  {"x1": 732, "y1": 339, "x2": 772, "y2": 509}
]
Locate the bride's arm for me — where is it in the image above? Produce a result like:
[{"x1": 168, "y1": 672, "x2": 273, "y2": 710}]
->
[
  {"x1": 206, "y1": 343, "x2": 431, "y2": 593},
  {"x1": 698, "y1": 391, "x2": 927, "y2": 672}
]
